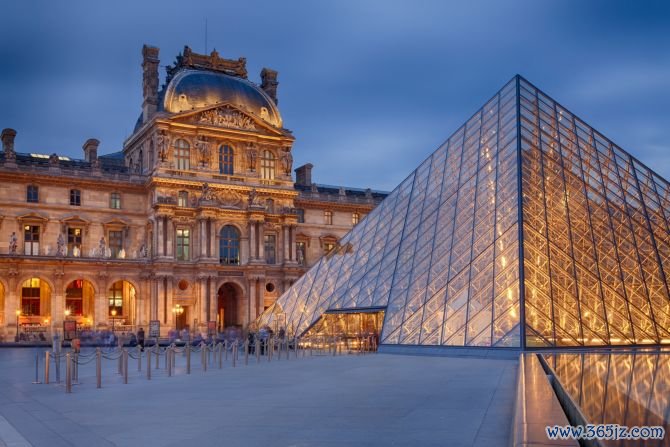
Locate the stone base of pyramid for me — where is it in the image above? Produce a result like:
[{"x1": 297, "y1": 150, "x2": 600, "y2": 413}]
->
[{"x1": 378, "y1": 344, "x2": 521, "y2": 359}]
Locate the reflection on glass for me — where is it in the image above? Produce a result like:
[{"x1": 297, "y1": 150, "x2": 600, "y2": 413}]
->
[{"x1": 545, "y1": 352, "x2": 670, "y2": 447}]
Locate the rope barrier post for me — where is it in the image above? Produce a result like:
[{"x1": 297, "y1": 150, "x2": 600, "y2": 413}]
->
[
  {"x1": 95, "y1": 348, "x2": 102, "y2": 388},
  {"x1": 167, "y1": 348, "x2": 172, "y2": 377},
  {"x1": 32, "y1": 351, "x2": 41, "y2": 384},
  {"x1": 65, "y1": 353, "x2": 72, "y2": 394},
  {"x1": 147, "y1": 348, "x2": 152, "y2": 380},
  {"x1": 256, "y1": 339, "x2": 260, "y2": 363},
  {"x1": 55, "y1": 351, "x2": 61, "y2": 383},
  {"x1": 137, "y1": 346, "x2": 142, "y2": 372},
  {"x1": 224, "y1": 341, "x2": 229, "y2": 362},
  {"x1": 201, "y1": 342, "x2": 207, "y2": 372},
  {"x1": 244, "y1": 340, "x2": 249, "y2": 366},
  {"x1": 44, "y1": 351, "x2": 50, "y2": 384},
  {"x1": 123, "y1": 349, "x2": 129, "y2": 384},
  {"x1": 186, "y1": 343, "x2": 191, "y2": 374},
  {"x1": 232, "y1": 343, "x2": 237, "y2": 368},
  {"x1": 155, "y1": 344, "x2": 159, "y2": 369},
  {"x1": 172, "y1": 345, "x2": 176, "y2": 369},
  {"x1": 117, "y1": 348, "x2": 123, "y2": 375},
  {"x1": 218, "y1": 343, "x2": 223, "y2": 369}
]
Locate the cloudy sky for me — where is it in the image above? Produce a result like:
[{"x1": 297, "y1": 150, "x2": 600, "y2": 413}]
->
[{"x1": 0, "y1": 0, "x2": 668, "y2": 191}]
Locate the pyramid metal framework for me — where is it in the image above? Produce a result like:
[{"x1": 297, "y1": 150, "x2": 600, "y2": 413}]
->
[{"x1": 259, "y1": 76, "x2": 670, "y2": 349}]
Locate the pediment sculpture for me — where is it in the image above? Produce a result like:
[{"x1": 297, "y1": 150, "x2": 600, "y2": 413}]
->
[
  {"x1": 219, "y1": 189, "x2": 243, "y2": 208},
  {"x1": 197, "y1": 106, "x2": 257, "y2": 131}
]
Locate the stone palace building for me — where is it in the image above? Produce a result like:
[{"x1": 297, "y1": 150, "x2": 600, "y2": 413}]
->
[{"x1": 0, "y1": 45, "x2": 386, "y2": 339}]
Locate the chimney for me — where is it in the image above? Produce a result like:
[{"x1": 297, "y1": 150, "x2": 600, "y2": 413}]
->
[
  {"x1": 142, "y1": 44, "x2": 160, "y2": 123},
  {"x1": 295, "y1": 163, "x2": 313, "y2": 187},
  {"x1": 83, "y1": 138, "x2": 100, "y2": 163},
  {"x1": 1, "y1": 128, "x2": 17, "y2": 158},
  {"x1": 260, "y1": 68, "x2": 279, "y2": 105}
]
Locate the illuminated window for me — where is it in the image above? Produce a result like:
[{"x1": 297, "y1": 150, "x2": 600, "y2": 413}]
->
[
  {"x1": 176, "y1": 228, "x2": 190, "y2": 261},
  {"x1": 264, "y1": 234, "x2": 276, "y2": 264},
  {"x1": 65, "y1": 280, "x2": 84, "y2": 316},
  {"x1": 24, "y1": 225, "x2": 40, "y2": 256},
  {"x1": 220, "y1": 225, "x2": 240, "y2": 265},
  {"x1": 108, "y1": 281, "x2": 123, "y2": 316},
  {"x1": 324, "y1": 210, "x2": 333, "y2": 225},
  {"x1": 21, "y1": 278, "x2": 41, "y2": 315},
  {"x1": 324, "y1": 242, "x2": 336, "y2": 255},
  {"x1": 219, "y1": 145, "x2": 234, "y2": 175},
  {"x1": 178, "y1": 191, "x2": 188, "y2": 207},
  {"x1": 261, "y1": 150, "x2": 275, "y2": 180},
  {"x1": 27, "y1": 185, "x2": 39, "y2": 203},
  {"x1": 175, "y1": 139, "x2": 190, "y2": 171},
  {"x1": 108, "y1": 230, "x2": 123, "y2": 258},
  {"x1": 67, "y1": 227, "x2": 82, "y2": 256},
  {"x1": 110, "y1": 193, "x2": 121, "y2": 209},
  {"x1": 70, "y1": 189, "x2": 81, "y2": 206},
  {"x1": 352, "y1": 212, "x2": 360, "y2": 225}
]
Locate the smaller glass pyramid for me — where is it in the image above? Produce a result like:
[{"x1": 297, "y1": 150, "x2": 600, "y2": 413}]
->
[{"x1": 259, "y1": 75, "x2": 670, "y2": 349}]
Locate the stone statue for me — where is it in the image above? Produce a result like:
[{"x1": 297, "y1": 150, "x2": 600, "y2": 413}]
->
[
  {"x1": 139, "y1": 244, "x2": 148, "y2": 258},
  {"x1": 281, "y1": 151, "x2": 293, "y2": 176},
  {"x1": 8, "y1": 232, "x2": 17, "y2": 255},
  {"x1": 98, "y1": 236, "x2": 107, "y2": 258},
  {"x1": 201, "y1": 183, "x2": 216, "y2": 202},
  {"x1": 196, "y1": 136, "x2": 210, "y2": 166},
  {"x1": 72, "y1": 246, "x2": 81, "y2": 258},
  {"x1": 56, "y1": 233, "x2": 66, "y2": 257},
  {"x1": 246, "y1": 145, "x2": 257, "y2": 171},
  {"x1": 118, "y1": 248, "x2": 126, "y2": 259},
  {"x1": 154, "y1": 130, "x2": 169, "y2": 162},
  {"x1": 248, "y1": 188, "x2": 259, "y2": 207}
]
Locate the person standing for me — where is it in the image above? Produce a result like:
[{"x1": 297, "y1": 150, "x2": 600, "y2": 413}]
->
[{"x1": 137, "y1": 327, "x2": 145, "y2": 351}]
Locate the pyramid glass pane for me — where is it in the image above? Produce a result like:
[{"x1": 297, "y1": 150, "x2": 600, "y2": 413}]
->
[{"x1": 259, "y1": 75, "x2": 670, "y2": 350}]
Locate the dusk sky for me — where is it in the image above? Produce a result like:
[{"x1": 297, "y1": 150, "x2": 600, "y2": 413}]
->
[{"x1": 1, "y1": 0, "x2": 668, "y2": 191}]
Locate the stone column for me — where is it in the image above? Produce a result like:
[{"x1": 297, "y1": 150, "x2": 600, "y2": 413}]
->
[
  {"x1": 156, "y1": 217, "x2": 164, "y2": 257},
  {"x1": 51, "y1": 273, "x2": 65, "y2": 330},
  {"x1": 166, "y1": 276, "x2": 174, "y2": 331},
  {"x1": 258, "y1": 223, "x2": 265, "y2": 262},
  {"x1": 198, "y1": 278, "x2": 208, "y2": 325},
  {"x1": 248, "y1": 277, "x2": 257, "y2": 324},
  {"x1": 289, "y1": 225, "x2": 296, "y2": 262},
  {"x1": 282, "y1": 226, "x2": 290, "y2": 264},
  {"x1": 166, "y1": 218, "x2": 174, "y2": 258},
  {"x1": 199, "y1": 219, "x2": 207, "y2": 259},
  {"x1": 210, "y1": 221, "x2": 217, "y2": 260},
  {"x1": 208, "y1": 277, "x2": 217, "y2": 324},
  {"x1": 156, "y1": 277, "x2": 165, "y2": 324},
  {"x1": 6, "y1": 271, "x2": 19, "y2": 333},
  {"x1": 248, "y1": 221, "x2": 256, "y2": 260}
]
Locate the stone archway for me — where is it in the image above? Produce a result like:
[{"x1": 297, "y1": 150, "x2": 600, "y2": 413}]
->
[
  {"x1": 108, "y1": 280, "x2": 137, "y2": 331},
  {"x1": 217, "y1": 282, "x2": 243, "y2": 331},
  {"x1": 65, "y1": 279, "x2": 95, "y2": 328}
]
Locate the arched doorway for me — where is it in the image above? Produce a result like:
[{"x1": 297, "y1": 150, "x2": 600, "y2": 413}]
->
[
  {"x1": 65, "y1": 279, "x2": 95, "y2": 329},
  {"x1": 108, "y1": 280, "x2": 136, "y2": 331},
  {"x1": 19, "y1": 278, "x2": 51, "y2": 340},
  {"x1": 217, "y1": 283, "x2": 241, "y2": 331}
]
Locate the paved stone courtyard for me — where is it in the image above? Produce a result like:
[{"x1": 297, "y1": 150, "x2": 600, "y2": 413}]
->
[{"x1": 0, "y1": 348, "x2": 517, "y2": 446}]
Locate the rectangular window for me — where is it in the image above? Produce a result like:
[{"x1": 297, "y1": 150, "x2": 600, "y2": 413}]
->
[
  {"x1": 65, "y1": 280, "x2": 84, "y2": 316},
  {"x1": 70, "y1": 189, "x2": 81, "y2": 206},
  {"x1": 264, "y1": 234, "x2": 276, "y2": 264},
  {"x1": 219, "y1": 145, "x2": 234, "y2": 175},
  {"x1": 176, "y1": 228, "x2": 190, "y2": 261},
  {"x1": 23, "y1": 225, "x2": 40, "y2": 256},
  {"x1": 109, "y1": 282, "x2": 123, "y2": 316},
  {"x1": 296, "y1": 208, "x2": 305, "y2": 223},
  {"x1": 178, "y1": 191, "x2": 188, "y2": 207},
  {"x1": 67, "y1": 227, "x2": 82, "y2": 256},
  {"x1": 21, "y1": 279, "x2": 41, "y2": 315},
  {"x1": 324, "y1": 242, "x2": 336, "y2": 255},
  {"x1": 108, "y1": 230, "x2": 123, "y2": 258},
  {"x1": 110, "y1": 193, "x2": 121, "y2": 209},
  {"x1": 352, "y1": 213, "x2": 360, "y2": 225},
  {"x1": 296, "y1": 241, "x2": 306, "y2": 265},
  {"x1": 27, "y1": 185, "x2": 39, "y2": 203},
  {"x1": 324, "y1": 210, "x2": 333, "y2": 225}
]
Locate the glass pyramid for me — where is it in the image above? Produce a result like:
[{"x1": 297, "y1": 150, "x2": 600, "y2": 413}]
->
[{"x1": 259, "y1": 75, "x2": 670, "y2": 349}]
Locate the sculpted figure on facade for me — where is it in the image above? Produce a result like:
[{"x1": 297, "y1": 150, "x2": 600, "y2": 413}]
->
[
  {"x1": 248, "y1": 188, "x2": 263, "y2": 207},
  {"x1": 198, "y1": 107, "x2": 256, "y2": 130},
  {"x1": 200, "y1": 183, "x2": 216, "y2": 202},
  {"x1": 196, "y1": 136, "x2": 210, "y2": 167},
  {"x1": 98, "y1": 236, "x2": 107, "y2": 258},
  {"x1": 281, "y1": 150, "x2": 293, "y2": 176},
  {"x1": 139, "y1": 243, "x2": 148, "y2": 258},
  {"x1": 8, "y1": 231, "x2": 17, "y2": 254},
  {"x1": 154, "y1": 130, "x2": 170, "y2": 162},
  {"x1": 245, "y1": 144, "x2": 257, "y2": 171},
  {"x1": 56, "y1": 233, "x2": 66, "y2": 257}
]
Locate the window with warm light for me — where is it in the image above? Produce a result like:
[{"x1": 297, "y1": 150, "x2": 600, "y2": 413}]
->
[
  {"x1": 67, "y1": 227, "x2": 82, "y2": 256},
  {"x1": 176, "y1": 228, "x2": 190, "y2": 261},
  {"x1": 175, "y1": 139, "x2": 190, "y2": 171},
  {"x1": 324, "y1": 242, "x2": 336, "y2": 255},
  {"x1": 65, "y1": 280, "x2": 84, "y2": 316},
  {"x1": 108, "y1": 281, "x2": 123, "y2": 316},
  {"x1": 260, "y1": 150, "x2": 275, "y2": 180},
  {"x1": 23, "y1": 225, "x2": 40, "y2": 256},
  {"x1": 21, "y1": 278, "x2": 41, "y2": 315},
  {"x1": 352, "y1": 212, "x2": 360, "y2": 225},
  {"x1": 324, "y1": 210, "x2": 333, "y2": 225},
  {"x1": 108, "y1": 230, "x2": 123, "y2": 258},
  {"x1": 178, "y1": 190, "x2": 189, "y2": 207}
]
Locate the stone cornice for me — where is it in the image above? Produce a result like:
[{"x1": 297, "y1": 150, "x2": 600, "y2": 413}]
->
[
  {"x1": 294, "y1": 198, "x2": 376, "y2": 213},
  {"x1": 0, "y1": 170, "x2": 146, "y2": 192}
]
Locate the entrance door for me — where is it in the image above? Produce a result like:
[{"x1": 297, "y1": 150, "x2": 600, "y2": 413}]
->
[
  {"x1": 176, "y1": 307, "x2": 188, "y2": 331},
  {"x1": 217, "y1": 283, "x2": 239, "y2": 331}
]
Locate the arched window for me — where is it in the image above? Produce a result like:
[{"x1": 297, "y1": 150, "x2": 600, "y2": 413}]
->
[
  {"x1": 178, "y1": 191, "x2": 189, "y2": 207},
  {"x1": 175, "y1": 139, "x2": 190, "y2": 171},
  {"x1": 219, "y1": 145, "x2": 234, "y2": 175},
  {"x1": 260, "y1": 150, "x2": 275, "y2": 180},
  {"x1": 219, "y1": 225, "x2": 240, "y2": 265}
]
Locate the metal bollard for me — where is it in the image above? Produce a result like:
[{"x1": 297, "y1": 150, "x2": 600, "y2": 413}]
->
[
  {"x1": 65, "y1": 353, "x2": 72, "y2": 394},
  {"x1": 55, "y1": 351, "x2": 61, "y2": 383},
  {"x1": 45, "y1": 351, "x2": 50, "y2": 384},
  {"x1": 123, "y1": 349, "x2": 129, "y2": 384},
  {"x1": 218, "y1": 343, "x2": 223, "y2": 369},
  {"x1": 96, "y1": 348, "x2": 102, "y2": 388},
  {"x1": 244, "y1": 340, "x2": 249, "y2": 366},
  {"x1": 256, "y1": 339, "x2": 260, "y2": 363},
  {"x1": 201, "y1": 343, "x2": 207, "y2": 372},
  {"x1": 167, "y1": 348, "x2": 172, "y2": 377},
  {"x1": 137, "y1": 346, "x2": 142, "y2": 372},
  {"x1": 147, "y1": 348, "x2": 152, "y2": 380},
  {"x1": 33, "y1": 351, "x2": 41, "y2": 384},
  {"x1": 73, "y1": 352, "x2": 79, "y2": 385},
  {"x1": 155, "y1": 344, "x2": 159, "y2": 369},
  {"x1": 224, "y1": 341, "x2": 229, "y2": 362},
  {"x1": 186, "y1": 344, "x2": 191, "y2": 374},
  {"x1": 231, "y1": 343, "x2": 236, "y2": 368}
]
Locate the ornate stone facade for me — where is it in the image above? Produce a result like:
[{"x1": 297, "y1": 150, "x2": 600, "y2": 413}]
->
[{"x1": 0, "y1": 45, "x2": 385, "y2": 340}]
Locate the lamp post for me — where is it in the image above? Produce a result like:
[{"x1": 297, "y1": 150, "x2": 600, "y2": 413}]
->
[
  {"x1": 111, "y1": 308, "x2": 117, "y2": 332},
  {"x1": 172, "y1": 304, "x2": 184, "y2": 332},
  {"x1": 15, "y1": 309, "x2": 21, "y2": 342}
]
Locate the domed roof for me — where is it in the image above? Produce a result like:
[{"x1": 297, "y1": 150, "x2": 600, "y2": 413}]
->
[{"x1": 161, "y1": 69, "x2": 282, "y2": 128}]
